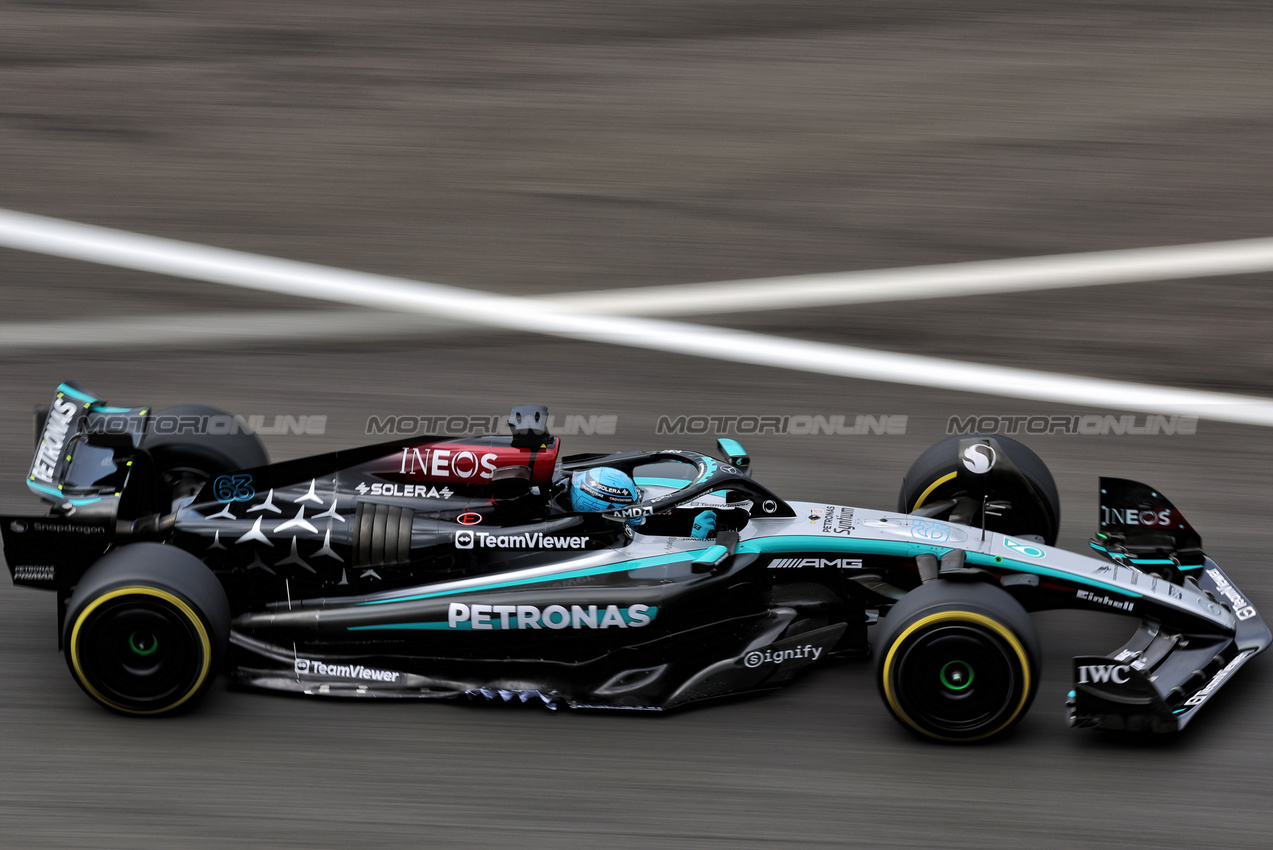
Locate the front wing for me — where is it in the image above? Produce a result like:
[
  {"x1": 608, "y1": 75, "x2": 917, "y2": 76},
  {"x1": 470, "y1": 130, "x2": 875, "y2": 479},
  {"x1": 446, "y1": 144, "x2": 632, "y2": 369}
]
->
[{"x1": 1068, "y1": 561, "x2": 1270, "y2": 733}]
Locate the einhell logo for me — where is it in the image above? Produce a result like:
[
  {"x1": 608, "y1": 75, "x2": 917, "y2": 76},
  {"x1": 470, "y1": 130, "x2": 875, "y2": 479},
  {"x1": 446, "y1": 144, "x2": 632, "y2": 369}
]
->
[{"x1": 1076, "y1": 589, "x2": 1135, "y2": 613}]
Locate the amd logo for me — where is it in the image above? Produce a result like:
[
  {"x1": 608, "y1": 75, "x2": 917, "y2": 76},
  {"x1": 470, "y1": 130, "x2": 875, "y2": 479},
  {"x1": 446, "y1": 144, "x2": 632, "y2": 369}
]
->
[{"x1": 1077, "y1": 664, "x2": 1132, "y2": 685}]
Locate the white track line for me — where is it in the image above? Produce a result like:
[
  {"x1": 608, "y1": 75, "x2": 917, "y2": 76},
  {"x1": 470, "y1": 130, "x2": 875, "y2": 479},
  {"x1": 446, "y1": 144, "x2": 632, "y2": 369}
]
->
[
  {"x1": 542, "y1": 237, "x2": 1273, "y2": 315},
  {"x1": 2, "y1": 207, "x2": 1273, "y2": 426},
  {"x1": 0, "y1": 310, "x2": 464, "y2": 350}
]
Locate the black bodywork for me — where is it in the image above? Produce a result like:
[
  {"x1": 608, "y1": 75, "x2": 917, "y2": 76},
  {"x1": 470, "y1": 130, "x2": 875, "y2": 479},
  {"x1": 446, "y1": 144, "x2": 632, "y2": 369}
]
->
[{"x1": 2, "y1": 384, "x2": 1267, "y2": 730}]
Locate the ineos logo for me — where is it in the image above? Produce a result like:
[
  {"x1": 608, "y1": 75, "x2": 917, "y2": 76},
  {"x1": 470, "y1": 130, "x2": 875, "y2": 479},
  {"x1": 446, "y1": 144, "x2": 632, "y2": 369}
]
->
[{"x1": 961, "y1": 444, "x2": 996, "y2": 474}]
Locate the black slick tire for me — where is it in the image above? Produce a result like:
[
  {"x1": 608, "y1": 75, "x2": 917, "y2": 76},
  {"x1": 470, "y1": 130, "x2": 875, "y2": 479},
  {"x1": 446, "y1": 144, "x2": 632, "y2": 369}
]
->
[
  {"x1": 63, "y1": 543, "x2": 230, "y2": 716},
  {"x1": 875, "y1": 580, "x2": 1040, "y2": 742}
]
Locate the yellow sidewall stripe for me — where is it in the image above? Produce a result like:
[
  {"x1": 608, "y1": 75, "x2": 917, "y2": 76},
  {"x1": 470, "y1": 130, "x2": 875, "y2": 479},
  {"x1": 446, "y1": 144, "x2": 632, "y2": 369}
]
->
[
  {"x1": 881, "y1": 610, "x2": 1032, "y2": 742},
  {"x1": 912, "y1": 471, "x2": 957, "y2": 511},
  {"x1": 69, "y1": 586, "x2": 212, "y2": 716}
]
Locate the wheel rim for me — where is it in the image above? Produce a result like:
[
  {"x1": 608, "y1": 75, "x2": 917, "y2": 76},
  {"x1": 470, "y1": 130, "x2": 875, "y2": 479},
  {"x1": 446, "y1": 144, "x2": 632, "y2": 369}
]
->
[
  {"x1": 70, "y1": 587, "x2": 211, "y2": 714},
  {"x1": 883, "y1": 612, "x2": 1031, "y2": 741}
]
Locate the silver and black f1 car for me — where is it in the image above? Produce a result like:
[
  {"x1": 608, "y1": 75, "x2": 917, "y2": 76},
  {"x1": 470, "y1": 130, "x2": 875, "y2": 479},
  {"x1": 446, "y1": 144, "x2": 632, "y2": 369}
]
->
[{"x1": 2, "y1": 382, "x2": 1266, "y2": 741}]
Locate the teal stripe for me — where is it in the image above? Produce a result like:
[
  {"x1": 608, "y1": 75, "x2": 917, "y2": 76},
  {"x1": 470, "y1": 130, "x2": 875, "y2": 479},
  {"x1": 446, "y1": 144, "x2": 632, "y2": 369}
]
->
[
  {"x1": 27, "y1": 481, "x2": 63, "y2": 498},
  {"x1": 739, "y1": 534, "x2": 1142, "y2": 598},
  {"x1": 88, "y1": 405, "x2": 133, "y2": 413},
  {"x1": 964, "y1": 552, "x2": 1142, "y2": 597},
  {"x1": 693, "y1": 545, "x2": 729, "y2": 565},
  {"x1": 357, "y1": 551, "x2": 709, "y2": 606},
  {"x1": 350, "y1": 606, "x2": 659, "y2": 632},
  {"x1": 739, "y1": 534, "x2": 952, "y2": 559},
  {"x1": 56, "y1": 383, "x2": 96, "y2": 403},
  {"x1": 67, "y1": 497, "x2": 103, "y2": 506},
  {"x1": 1090, "y1": 540, "x2": 1194, "y2": 569}
]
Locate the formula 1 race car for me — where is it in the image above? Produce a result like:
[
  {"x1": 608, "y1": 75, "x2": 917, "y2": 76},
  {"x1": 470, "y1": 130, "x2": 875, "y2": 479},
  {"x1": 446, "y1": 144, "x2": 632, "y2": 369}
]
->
[{"x1": 2, "y1": 383, "x2": 1267, "y2": 741}]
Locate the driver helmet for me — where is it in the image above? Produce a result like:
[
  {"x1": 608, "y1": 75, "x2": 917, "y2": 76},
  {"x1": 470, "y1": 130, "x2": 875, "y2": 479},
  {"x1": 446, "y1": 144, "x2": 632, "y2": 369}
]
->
[{"x1": 570, "y1": 467, "x2": 642, "y2": 514}]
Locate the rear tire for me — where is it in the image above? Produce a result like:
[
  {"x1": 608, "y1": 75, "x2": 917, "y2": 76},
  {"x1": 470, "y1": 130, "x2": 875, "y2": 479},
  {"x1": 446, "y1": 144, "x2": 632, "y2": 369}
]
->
[
  {"x1": 63, "y1": 543, "x2": 230, "y2": 716},
  {"x1": 142, "y1": 404, "x2": 268, "y2": 510},
  {"x1": 875, "y1": 580, "x2": 1039, "y2": 742}
]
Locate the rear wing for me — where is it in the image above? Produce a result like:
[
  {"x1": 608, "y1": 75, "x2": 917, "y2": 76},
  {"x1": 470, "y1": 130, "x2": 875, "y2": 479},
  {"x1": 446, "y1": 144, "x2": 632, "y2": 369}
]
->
[
  {"x1": 25, "y1": 382, "x2": 148, "y2": 513},
  {"x1": 3, "y1": 383, "x2": 149, "y2": 592}
]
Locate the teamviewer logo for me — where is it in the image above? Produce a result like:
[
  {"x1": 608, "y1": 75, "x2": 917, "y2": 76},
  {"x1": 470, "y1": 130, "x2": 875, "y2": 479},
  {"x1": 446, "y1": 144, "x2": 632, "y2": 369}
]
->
[
  {"x1": 455, "y1": 530, "x2": 475, "y2": 549},
  {"x1": 294, "y1": 659, "x2": 310, "y2": 674}
]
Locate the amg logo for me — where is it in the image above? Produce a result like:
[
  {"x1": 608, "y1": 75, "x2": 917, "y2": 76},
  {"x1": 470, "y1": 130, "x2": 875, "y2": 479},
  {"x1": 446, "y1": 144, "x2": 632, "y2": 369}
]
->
[
  {"x1": 771, "y1": 558, "x2": 863, "y2": 569},
  {"x1": 1076, "y1": 589, "x2": 1135, "y2": 612},
  {"x1": 1077, "y1": 664, "x2": 1132, "y2": 685}
]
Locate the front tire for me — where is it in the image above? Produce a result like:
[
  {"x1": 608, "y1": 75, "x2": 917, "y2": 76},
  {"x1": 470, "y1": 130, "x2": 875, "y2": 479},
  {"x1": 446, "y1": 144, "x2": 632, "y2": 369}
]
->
[
  {"x1": 64, "y1": 543, "x2": 230, "y2": 716},
  {"x1": 898, "y1": 433, "x2": 1061, "y2": 545},
  {"x1": 875, "y1": 580, "x2": 1039, "y2": 742}
]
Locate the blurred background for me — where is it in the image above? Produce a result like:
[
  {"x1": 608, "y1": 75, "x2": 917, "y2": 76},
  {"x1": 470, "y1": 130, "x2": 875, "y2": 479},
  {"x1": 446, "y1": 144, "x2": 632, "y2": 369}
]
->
[{"x1": 2, "y1": 2, "x2": 1272, "y2": 848}]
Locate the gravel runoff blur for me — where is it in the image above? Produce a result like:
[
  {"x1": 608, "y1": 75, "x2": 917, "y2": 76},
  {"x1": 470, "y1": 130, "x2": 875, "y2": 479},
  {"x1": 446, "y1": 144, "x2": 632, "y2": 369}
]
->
[{"x1": 3, "y1": 3, "x2": 1273, "y2": 848}]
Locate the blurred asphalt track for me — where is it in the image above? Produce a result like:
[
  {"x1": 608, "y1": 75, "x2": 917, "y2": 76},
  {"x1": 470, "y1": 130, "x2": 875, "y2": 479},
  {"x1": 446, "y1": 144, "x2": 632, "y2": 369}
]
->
[{"x1": 2, "y1": 3, "x2": 1273, "y2": 848}]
